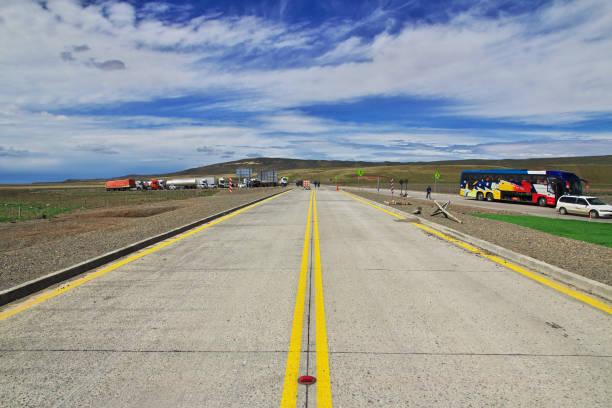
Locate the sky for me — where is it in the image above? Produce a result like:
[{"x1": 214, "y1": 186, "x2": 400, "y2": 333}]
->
[{"x1": 1, "y1": 0, "x2": 611, "y2": 183}]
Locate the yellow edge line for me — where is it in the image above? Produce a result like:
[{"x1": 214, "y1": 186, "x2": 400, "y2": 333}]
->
[
  {"x1": 340, "y1": 190, "x2": 612, "y2": 315},
  {"x1": 340, "y1": 190, "x2": 406, "y2": 220},
  {"x1": 313, "y1": 192, "x2": 333, "y2": 407},
  {"x1": 0, "y1": 190, "x2": 293, "y2": 321},
  {"x1": 280, "y1": 190, "x2": 313, "y2": 407}
]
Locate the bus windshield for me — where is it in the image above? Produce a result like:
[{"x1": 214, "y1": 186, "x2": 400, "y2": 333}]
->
[{"x1": 565, "y1": 175, "x2": 583, "y2": 195}]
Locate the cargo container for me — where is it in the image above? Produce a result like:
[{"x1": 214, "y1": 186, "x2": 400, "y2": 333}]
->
[
  {"x1": 259, "y1": 169, "x2": 278, "y2": 186},
  {"x1": 105, "y1": 179, "x2": 136, "y2": 191}
]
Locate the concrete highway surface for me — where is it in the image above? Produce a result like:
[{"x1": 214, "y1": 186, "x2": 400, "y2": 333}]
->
[
  {"x1": 1, "y1": 189, "x2": 611, "y2": 407},
  {"x1": 348, "y1": 186, "x2": 612, "y2": 223}
]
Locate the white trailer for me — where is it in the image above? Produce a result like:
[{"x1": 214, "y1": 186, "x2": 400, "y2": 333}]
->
[
  {"x1": 166, "y1": 178, "x2": 200, "y2": 189},
  {"x1": 201, "y1": 177, "x2": 217, "y2": 188}
]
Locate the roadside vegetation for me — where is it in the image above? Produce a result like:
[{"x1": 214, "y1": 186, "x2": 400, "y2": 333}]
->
[
  {"x1": 177, "y1": 156, "x2": 612, "y2": 197},
  {"x1": 0, "y1": 188, "x2": 216, "y2": 222},
  {"x1": 470, "y1": 214, "x2": 612, "y2": 248}
]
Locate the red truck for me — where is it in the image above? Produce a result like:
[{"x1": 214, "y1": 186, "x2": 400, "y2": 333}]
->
[{"x1": 105, "y1": 178, "x2": 136, "y2": 191}]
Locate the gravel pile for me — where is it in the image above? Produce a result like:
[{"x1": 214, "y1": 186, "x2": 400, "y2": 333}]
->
[
  {"x1": 0, "y1": 188, "x2": 287, "y2": 291},
  {"x1": 352, "y1": 191, "x2": 612, "y2": 286}
]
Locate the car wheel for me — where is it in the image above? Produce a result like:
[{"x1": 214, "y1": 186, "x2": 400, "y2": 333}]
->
[
  {"x1": 486, "y1": 193, "x2": 493, "y2": 201},
  {"x1": 538, "y1": 197, "x2": 547, "y2": 207},
  {"x1": 589, "y1": 210, "x2": 599, "y2": 218},
  {"x1": 559, "y1": 207, "x2": 567, "y2": 215},
  {"x1": 477, "y1": 192, "x2": 484, "y2": 201}
]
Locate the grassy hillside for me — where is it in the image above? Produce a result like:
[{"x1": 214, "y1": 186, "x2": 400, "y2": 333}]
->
[{"x1": 160, "y1": 155, "x2": 612, "y2": 187}]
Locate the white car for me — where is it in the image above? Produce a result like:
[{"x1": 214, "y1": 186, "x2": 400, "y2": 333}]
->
[{"x1": 556, "y1": 195, "x2": 612, "y2": 218}]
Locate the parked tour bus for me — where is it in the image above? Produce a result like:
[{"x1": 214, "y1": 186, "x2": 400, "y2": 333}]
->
[{"x1": 459, "y1": 169, "x2": 587, "y2": 207}]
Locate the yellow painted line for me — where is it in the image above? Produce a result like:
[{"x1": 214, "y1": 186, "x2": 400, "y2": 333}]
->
[
  {"x1": 313, "y1": 192, "x2": 333, "y2": 407},
  {"x1": 412, "y1": 223, "x2": 612, "y2": 314},
  {"x1": 0, "y1": 190, "x2": 293, "y2": 321},
  {"x1": 341, "y1": 191, "x2": 612, "y2": 315},
  {"x1": 280, "y1": 190, "x2": 313, "y2": 407},
  {"x1": 340, "y1": 190, "x2": 406, "y2": 220}
]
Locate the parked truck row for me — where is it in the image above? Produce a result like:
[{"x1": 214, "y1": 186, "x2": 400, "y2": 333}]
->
[{"x1": 105, "y1": 176, "x2": 288, "y2": 191}]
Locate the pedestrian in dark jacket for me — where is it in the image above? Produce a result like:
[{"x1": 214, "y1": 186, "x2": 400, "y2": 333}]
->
[{"x1": 426, "y1": 185, "x2": 432, "y2": 200}]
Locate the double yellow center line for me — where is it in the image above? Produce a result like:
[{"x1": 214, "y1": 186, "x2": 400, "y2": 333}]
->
[{"x1": 281, "y1": 191, "x2": 333, "y2": 407}]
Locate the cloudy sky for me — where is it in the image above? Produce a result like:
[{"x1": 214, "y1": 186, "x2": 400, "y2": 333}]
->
[{"x1": 1, "y1": 0, "x2": 611, "y2": 182}]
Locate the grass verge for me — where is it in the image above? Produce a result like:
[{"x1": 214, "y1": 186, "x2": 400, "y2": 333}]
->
[{"x1": 470, "y1": 214, "x2": 612, "y2": 248}]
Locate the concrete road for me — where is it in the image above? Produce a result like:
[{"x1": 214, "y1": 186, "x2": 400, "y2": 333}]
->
[
  {"x1": 1, "y1": 189, "x2": 611, "y2": 407},
  {"x1": 346, "y1": 186, "x2": 612, "y2": 223}
]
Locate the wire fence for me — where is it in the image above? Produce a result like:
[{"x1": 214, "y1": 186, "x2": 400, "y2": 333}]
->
[{"x1": 0, "y1": 188, "x2": 217, "y2": 222}]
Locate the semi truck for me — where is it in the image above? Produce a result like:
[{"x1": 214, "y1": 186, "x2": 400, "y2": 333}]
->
[
  {"x1": 105, "y1": 179, "x2": 136, "y2": 191},
  {"x1": 201, "y1": 177, "x2": 217, "y2": 188},
  {"x1": 148, "y1": 179, "x2": 164, "y2": 190}
]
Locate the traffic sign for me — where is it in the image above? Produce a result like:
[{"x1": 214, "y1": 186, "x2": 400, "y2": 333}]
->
[
  {"x1": 358, "y1": 169, "x2": 364, "y2": 176},
  {"x1": 435, "y1": 171, "x2": 440, "y2": 180}
]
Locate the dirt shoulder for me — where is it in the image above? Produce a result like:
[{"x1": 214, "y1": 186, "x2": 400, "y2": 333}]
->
[
  {"x1": 0, "y1": 188, "x2": 288, "y2": 291},
  {"x1": 349, "y1": 190, "x2": 612, "y2": 286}
]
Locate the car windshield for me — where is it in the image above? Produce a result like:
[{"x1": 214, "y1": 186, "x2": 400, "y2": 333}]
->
[{"x1": 587, "y1": 198, "x2": 606, "y2": 205}]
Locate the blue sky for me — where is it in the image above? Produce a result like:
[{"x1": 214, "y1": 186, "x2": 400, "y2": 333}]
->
[{"x1": 1, "y1": 0, "x2": 611, "y2": 183}]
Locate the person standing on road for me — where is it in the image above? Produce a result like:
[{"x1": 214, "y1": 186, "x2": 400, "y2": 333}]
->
[{"x1": 426, "y1": 185, "x2": 432, "y2": 200}]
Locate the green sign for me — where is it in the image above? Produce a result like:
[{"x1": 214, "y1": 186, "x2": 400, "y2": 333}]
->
[
  {"x1": 358, "y1": 169, "x2": 364, "y2": 176},
  {"x1": 434, "y1": 171, "x2": 440, "y2": 180},
  {"x1": 334, "y1": 175, "x2": 338, "y2": 181}
]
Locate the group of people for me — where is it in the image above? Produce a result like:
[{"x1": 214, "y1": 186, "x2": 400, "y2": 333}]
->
[{"x1": 312, "y1": 180, "x2": 321, "y2": 188}]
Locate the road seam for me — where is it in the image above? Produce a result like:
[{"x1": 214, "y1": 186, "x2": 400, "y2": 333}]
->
[
  {"x1": 280, "y1": 190, "x2": 313, "y2": 407},
  {"x1": 313, "y1": 192, "x2": 333, "y2": 407}
]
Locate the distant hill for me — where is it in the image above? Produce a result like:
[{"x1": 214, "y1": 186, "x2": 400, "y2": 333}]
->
[
  {"x1": 166, "y1": 157, "x2": 402, "y2": 176},
  {"x1": 163, "y1": 155, "x2": 612, "y2": 177},
  {"x1": 421, "y1": 155, "x2": 612, "y2": 166},
  {"x1": 54, "y1": 155, "x2": 610, "y2": 185}
]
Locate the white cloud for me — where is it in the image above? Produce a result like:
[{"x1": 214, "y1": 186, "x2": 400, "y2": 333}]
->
[
  {"x1": 106, "y1": 2, "x2": 135, "y2": 28},
  {"x1": 2, "y1": 0, "x2": 611, "y2": 121},
  {"x1": 0, "y1": 0, "x2": 611, "y2": 181}
]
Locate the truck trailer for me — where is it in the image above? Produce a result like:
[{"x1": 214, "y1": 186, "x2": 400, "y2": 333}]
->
[
  {"x1": 259, "y1": 170, "x2": 278, "y2": 187},
  {"x1": 105, "y1": 179, "x2": 136, "y2": 191},
  {"x1": 166, "y1": 178, "x2": 201, "y2": 189}
]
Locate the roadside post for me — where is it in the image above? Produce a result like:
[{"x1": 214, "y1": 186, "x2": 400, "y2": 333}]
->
[
  {"x1": 377, "y1": 176, "x2": 380, "y2": 193},
  {"x1": 358, "y1": 169, "x2": 364, "y2": 190},
  {"x1": 391, "y1": 178, "x2": 394, "y2": 196}
]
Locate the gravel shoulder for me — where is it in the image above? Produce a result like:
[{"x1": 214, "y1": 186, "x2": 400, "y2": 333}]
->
[
  {"x1": 0, "y1": 188, "x2": 288, "y2": 291},
  {"x1": 349, "y1": 190, "x2": 612, "y2": 286}
]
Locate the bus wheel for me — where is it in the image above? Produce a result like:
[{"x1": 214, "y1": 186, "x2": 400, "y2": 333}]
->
[
  {"x1": 538, "y1": 197, "x2": 547, "y2": 207},
  {"x1": 559, "y1": 207, "x2": 567, "y2": 215},
  {"x1": 486, "y1": 193, "x2": 493, "y2": 201},
  {"x1": 589, "y1": 210, "x2": 599, "y2": 219},
  {"x1": 477, "y1": 192, "x2": 484, "y2": 201}
]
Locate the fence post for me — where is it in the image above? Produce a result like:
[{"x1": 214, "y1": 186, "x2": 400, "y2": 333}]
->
[{"x1": 18, "y1": 205, "x2": 21, "y2": 219}]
